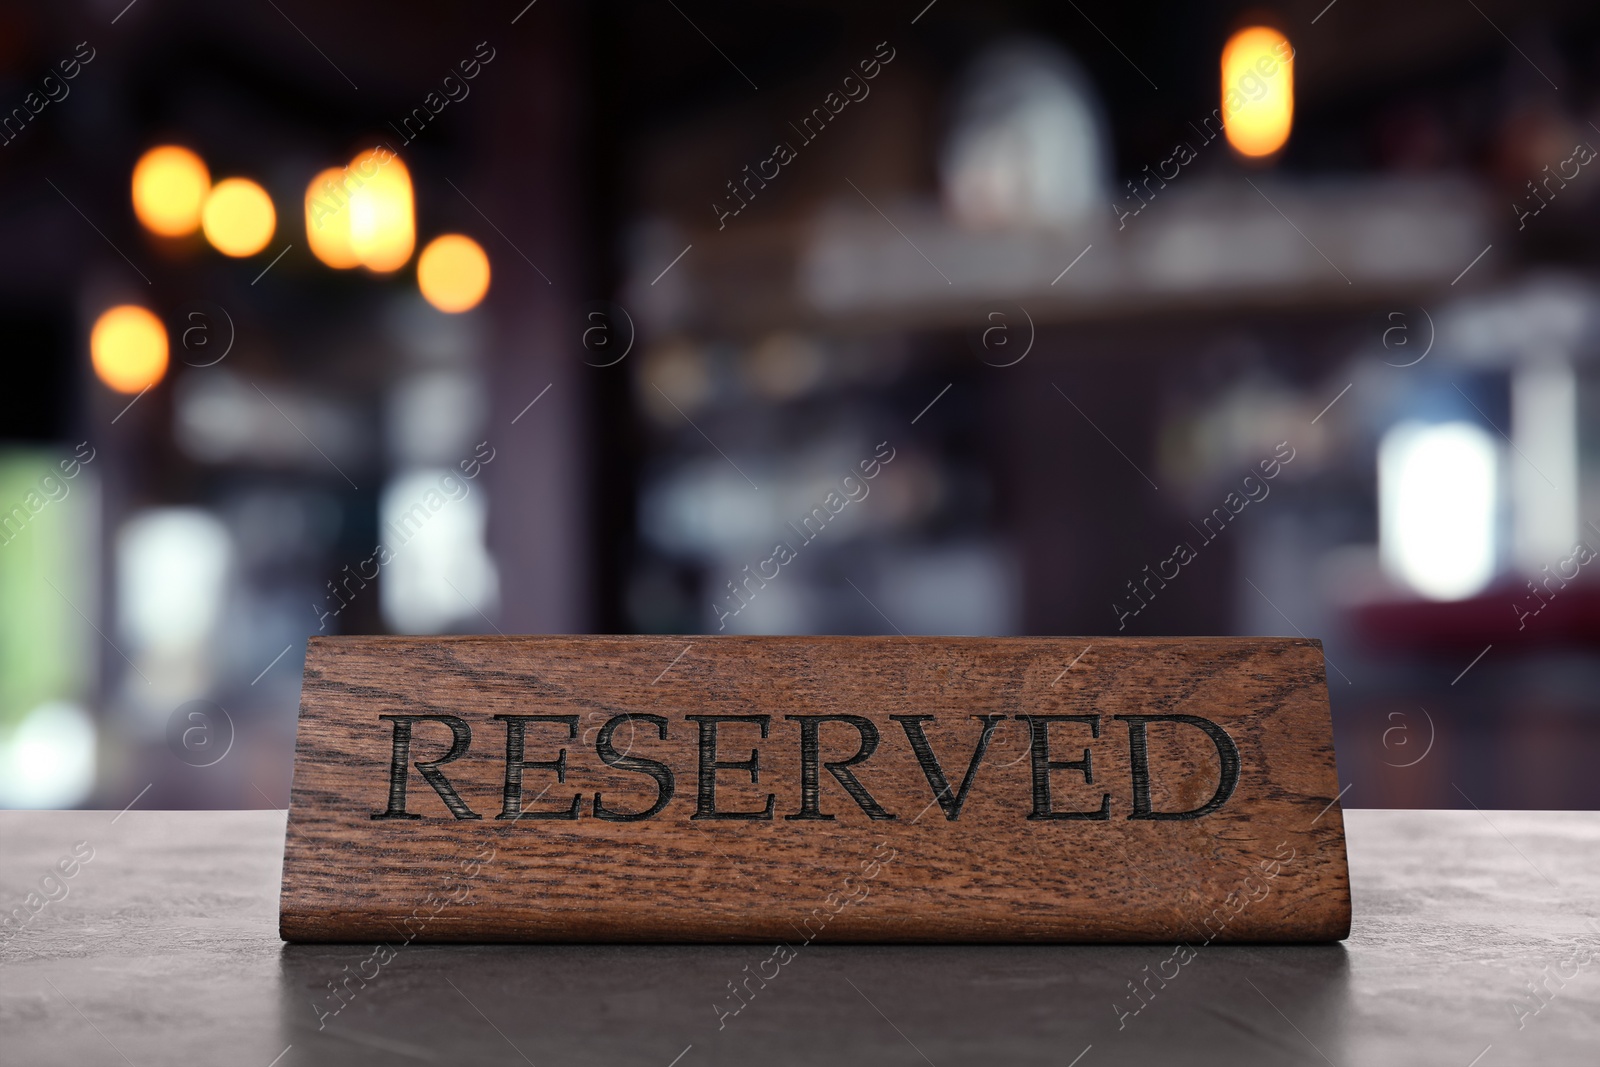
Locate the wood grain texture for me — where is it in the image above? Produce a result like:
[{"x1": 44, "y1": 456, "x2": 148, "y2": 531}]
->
[{"x1": 280, "y1": 635, "x2": 1350, "y2": 943}]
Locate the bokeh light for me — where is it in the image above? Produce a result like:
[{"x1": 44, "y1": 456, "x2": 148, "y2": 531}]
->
[
  {"x1": 1379, "y1": 421, "x2": 1498, "y2": 601},
  {"x1": 131, "y1": 145, "x2": 211, "y2": 237},
  {"x1": 1221, "y1": 27, "x2": 1294, "y2": 158},
  {"x1": 201, "y1": 177, "x2": 276, "y2": 257},
  {"x1": 90, "y1": 305, "x2": 169, "y2": 394},
  {"x1": 417, "y1": 234, "x2": 491, "y2": 313},
  {"x1": 347, "y1": 149, "x2": 415, "y2": 273},
  {"x1": 305, "y1": 167, "x2": 360, "y2": 269}
]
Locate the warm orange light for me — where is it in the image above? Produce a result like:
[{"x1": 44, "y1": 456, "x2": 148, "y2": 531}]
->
[
  {"x1": 1221, "y1": 27, "x2": 1294, "y2": 158},
  {"x1": 417, "y1": 235, "x2": 490, "y2": 313},
  {"x1": 90, "y1": 306, "x2": 168, "y2": 394},
  {"x1": 305, "y1": 167, "x2": 360, "y2": 269},
  {"x1": 131, "y1": 146, "x2": 210, "y2": 237},
  {"x1": 347, "y1": 149, "x2": 414, "y2": 273},
  {"x1": 201, "y1": 178, "x2": 276, "y2": 257}
]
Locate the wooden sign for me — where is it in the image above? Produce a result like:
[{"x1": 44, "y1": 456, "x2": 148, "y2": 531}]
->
[{"x1": 280, "y1": 636, "x2": 1350, "y2": 942}]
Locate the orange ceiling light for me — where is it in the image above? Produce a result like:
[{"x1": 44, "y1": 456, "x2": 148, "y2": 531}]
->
[
  {"x1": 90, "y1": 305, "x2": 168, "y2": 394},
  {"x1": 417, "y1": 234, "x2": 490, "y2": 313},
  {"x1": 131, "y1": 146, "x2": 210, "y2": 237},
  {"x1": 346, "y1": 149, "x2": 415, "y2": 273},
  {"x1": 305, "y1": 167, "x2": 360, "y2": 269},
  {"x1": 1221, "y1": 27, "x2": 1294, "y2": 159},
  {"x1": 201, "y1": 177, "x2": 276, "y2": 257}
]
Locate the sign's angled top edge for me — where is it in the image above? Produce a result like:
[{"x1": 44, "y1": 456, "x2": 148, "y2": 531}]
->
[{"x1": 306, "y1": 634, "x2": 1326, "y2": 647}]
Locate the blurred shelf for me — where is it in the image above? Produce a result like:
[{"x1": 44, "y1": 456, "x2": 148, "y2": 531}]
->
[{"x1": 627, "y1": 176, "x2": 1494, "y2": 338}]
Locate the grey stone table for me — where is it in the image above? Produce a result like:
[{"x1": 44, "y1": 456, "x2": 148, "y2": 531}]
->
[{"x1": 1, "y1": 810, "x2": 1596, "y2": 1066}]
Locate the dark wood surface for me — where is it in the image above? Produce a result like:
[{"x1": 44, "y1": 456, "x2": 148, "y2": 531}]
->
[
  {"x1": 282, "y1": 635, "x2": 1348, "y2": 942},
  {"x1": 2, "y1": 809, "x2": 1596, "y2": 1065}
]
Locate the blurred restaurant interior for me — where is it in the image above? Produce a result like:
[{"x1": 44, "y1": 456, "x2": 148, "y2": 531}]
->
[{"x1": 1, "y1": 0, "x2": 1597, "y2": 812}]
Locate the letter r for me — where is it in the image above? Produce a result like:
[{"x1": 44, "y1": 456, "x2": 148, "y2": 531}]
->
[{"x1": 371, "y1": 714, "x2": 481, "y2": 819}]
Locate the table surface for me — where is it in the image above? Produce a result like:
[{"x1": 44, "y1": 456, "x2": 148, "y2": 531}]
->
[{"x1": 1, "y1": 810, "x2": 1596, "y2": 1066}]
